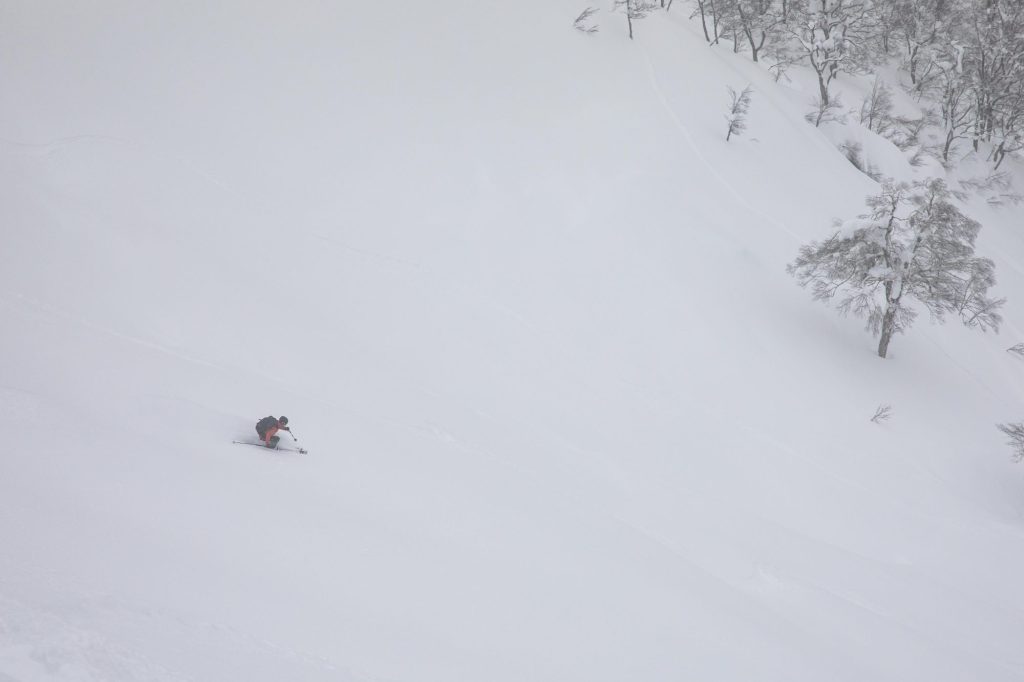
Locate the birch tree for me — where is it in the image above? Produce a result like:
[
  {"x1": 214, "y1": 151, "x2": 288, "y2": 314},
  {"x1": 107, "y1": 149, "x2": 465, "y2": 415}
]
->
[
  {"x1": 692, "y1": 0, "x2": 723, "y2": 44},
  {"x1": 788, "y1": 179, "x2": 1003, "y2": 358}
]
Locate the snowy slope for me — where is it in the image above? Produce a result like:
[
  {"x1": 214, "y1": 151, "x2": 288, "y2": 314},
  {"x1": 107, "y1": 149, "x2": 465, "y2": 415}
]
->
[{"x1": 3, "y1": 2, "x2": 1024, "y2": 680}]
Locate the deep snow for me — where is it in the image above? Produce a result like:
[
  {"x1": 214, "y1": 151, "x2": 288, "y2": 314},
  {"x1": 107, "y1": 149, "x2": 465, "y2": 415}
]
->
[{"x1": 3, "y1": 2, "x2": 1024, "y2": 680}]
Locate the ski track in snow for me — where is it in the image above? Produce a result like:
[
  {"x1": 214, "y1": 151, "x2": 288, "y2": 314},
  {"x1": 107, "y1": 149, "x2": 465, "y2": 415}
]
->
[
  {"x1": 0, "y1": 135, "x2": 236, "y2": 197},
  {"x1": 640, "y1": 47, "x2": 804, "y2": 242},
  {"x1": 0, "y1": 293, "x2": 227, "y2": 374}
]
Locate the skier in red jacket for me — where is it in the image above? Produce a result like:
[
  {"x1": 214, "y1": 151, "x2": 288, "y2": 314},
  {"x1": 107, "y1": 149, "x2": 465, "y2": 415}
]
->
[{"x1": 255, "y1": 415, "x2": 290, "y2": 448}]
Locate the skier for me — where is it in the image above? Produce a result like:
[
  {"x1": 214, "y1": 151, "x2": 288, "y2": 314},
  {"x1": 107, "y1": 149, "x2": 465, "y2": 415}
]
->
[{"x1": 255, "y1": 415, "x2": 291, "y2": 448}]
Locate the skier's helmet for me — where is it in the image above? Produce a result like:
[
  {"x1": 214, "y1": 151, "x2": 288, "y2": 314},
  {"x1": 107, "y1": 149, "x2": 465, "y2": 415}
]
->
[{"x1": 279, "y1": 416, "x2": 289, "y2": 425}]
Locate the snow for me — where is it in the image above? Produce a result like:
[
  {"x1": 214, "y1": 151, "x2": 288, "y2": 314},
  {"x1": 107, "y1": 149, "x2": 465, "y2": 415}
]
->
[{"x1": 2, "y1": 2, "x2": 1024, "y2": 681}]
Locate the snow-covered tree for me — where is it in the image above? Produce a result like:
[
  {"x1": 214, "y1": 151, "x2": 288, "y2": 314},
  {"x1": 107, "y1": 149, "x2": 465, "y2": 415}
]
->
[
  {"x1": 937, "y1": 57, "x2": 974, "y2": 164},
  {"x1": 788, "y1": 179, "x2": 1003, "y2": 358},
  {"x1": 895, "y1": 0, "x2": 1024, "y2": 169},
  {"x1": 859, "y1": 77, "x2": 895, "y2": 135},
  {"x1": 717, "y1": 0, "x2": 786, "y2": 61},
  {"x1": 789, "y1": 0, "x2": 875, "y2": 105},
  {"x1": 959, "y1": 0, "x2": 1024, "y2": 154},
  {"x1": 725, "y1": 85, "x2": 754, "y2": 140},
  {"x1": 874, "y1": 0, "x2": 951, "y2": 88}
]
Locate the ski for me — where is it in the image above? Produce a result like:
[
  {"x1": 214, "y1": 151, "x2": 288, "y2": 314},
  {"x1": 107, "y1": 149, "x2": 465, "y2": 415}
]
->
[{"x1": 232, "y1": 440, "x2": 308, "y2": 455}]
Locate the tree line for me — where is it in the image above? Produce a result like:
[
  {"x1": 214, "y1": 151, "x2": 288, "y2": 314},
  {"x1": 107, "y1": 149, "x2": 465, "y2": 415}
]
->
[{"x1": 601, "y1": 0, "x2": 1024, "y2": 169}]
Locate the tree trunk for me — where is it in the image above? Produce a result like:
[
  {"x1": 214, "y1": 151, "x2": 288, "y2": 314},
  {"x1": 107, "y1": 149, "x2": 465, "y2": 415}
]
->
[
  {"x1": 817, "y1": 70, "x2": 830, "y2": 106},
  {"x1": 942, "y1": 128, "x2": 955, "y2": 162},
  {"x1": 746, "y1": 26, "x2": 765, "y2": 62},
  {"x1": 710, "y1": 0, "x2": 720, "y2": 44},
  {"x1": 877, "y1": 302, "x2": 898, "y2": 358},
  {"x1": 994, "y1": 140, "x2": 1006, "y2": 170},
  {"x1": 697, "y1": 0, "x2": 711, "y2": 42}
]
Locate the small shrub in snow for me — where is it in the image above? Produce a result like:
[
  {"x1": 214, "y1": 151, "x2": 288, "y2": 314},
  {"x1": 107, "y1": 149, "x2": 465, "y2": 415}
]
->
[
  {"x1": 904, "y1": 146, "x2": 928, "y2": 168},
  {"x1": 788, "y1": 179, "x2": 1004, "y2": 359},
  {"x1": 889, "y1": 113, "x2": 929, "y2": 151},
  {"x1": 892, "y1": 108, "x2": 939, "y2": 147},
  {"x1": 614, "y1": 0, "x2": 657, "y2": 39},
  {"x1": 725, "y1": 85, "x2": 753, "y2": 141},
  {"x1": 1007, "y1": 343, "x2": 1024, "y2": 358},
  {"x1": 870, "y1": 404, "x2": 893, "y2": 423},
  {"x1": 859, "y1": 78, "x2": 895, "y2": 136},
  {"x1": 997, "y1": 423, "x2": 1024, "y2": 462},
  {"x1": 767, "y1": 56, "x2": 798, "y2": 84},
  {"x1": 573, "y1": 7, "x2": 599, "y2": 33},
  {"x1": 839, "y1": 140, "x2": 883, "y2": 181},
  {"x1": 805, "y1": 94, "x2": 847, "y2": 128},
  {"x1": 958, "y1": 172, "x2": 1024, "y2": 209},
  {"x1": 886, "y1": 110, "x2": 943, "y2": 167},
  {"x1": 990, "y1": 132, "x2": 1023, "y2": 171}
]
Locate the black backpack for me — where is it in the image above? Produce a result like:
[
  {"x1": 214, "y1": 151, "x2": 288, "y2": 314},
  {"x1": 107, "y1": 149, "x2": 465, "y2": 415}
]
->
[{"x1": 255, "y1": 415, "x2": 277, "y2": 435}]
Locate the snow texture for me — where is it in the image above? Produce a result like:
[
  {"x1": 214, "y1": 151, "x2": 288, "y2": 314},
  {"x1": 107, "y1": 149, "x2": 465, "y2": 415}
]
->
[{"x1": 2, "y1": 2, "x2": 1024, "y2": 681}]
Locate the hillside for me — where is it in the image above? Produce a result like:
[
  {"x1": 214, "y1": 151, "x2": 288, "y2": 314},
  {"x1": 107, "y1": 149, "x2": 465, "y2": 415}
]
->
[{"x1": 3, "y1": 2, "x2": 1024, "y2": 680}]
